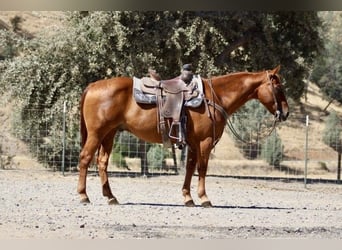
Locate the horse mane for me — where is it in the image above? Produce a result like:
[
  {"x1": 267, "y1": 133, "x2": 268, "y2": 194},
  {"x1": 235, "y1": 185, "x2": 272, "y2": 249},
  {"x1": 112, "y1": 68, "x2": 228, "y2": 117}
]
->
[{"x1": 208, "y1": 70, "x2": 264, "y2": 84}]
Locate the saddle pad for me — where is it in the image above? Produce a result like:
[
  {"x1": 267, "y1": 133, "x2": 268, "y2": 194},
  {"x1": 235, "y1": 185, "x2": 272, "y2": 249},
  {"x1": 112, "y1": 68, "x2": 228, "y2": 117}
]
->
[
  {"x1": 132, "y1": 75, "x2": 204, "y2": 108},
  {"x1": 133, "y1": 77, "x2": 157, "y2": 104},
  {"x1": 184, "y1": 75, "x2": 203, "y2": 108}
]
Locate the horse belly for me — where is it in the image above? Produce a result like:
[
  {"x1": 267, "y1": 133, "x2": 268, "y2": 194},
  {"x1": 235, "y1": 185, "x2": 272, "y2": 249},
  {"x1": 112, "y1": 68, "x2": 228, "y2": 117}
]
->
[
  {"x1": 124, "y1": 104, "x2": 163, "y2": 144},
  {"x1": 126, "y1": 125, "x2": 163, "y2": 144}
]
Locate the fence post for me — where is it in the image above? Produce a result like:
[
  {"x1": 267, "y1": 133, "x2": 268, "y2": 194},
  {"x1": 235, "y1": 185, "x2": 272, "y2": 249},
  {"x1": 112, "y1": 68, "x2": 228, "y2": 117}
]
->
[
  {"x1": 61, "y1": 101, "x2": 67, "y2": 176},
  {"x1": 304, "y1": 115, "x2": 309, "y2": 188}
]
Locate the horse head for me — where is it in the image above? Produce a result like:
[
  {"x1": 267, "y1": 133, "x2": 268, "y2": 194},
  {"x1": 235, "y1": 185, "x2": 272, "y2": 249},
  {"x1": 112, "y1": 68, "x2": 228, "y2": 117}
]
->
[{"x1": 256, "y1": 65, "x2": 289, "y2": 122}]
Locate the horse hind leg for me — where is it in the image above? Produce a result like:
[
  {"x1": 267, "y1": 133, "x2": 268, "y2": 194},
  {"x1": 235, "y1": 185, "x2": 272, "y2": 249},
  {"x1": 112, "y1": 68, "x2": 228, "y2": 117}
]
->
[
  {"x1": 97, "y1": 129, "x2": 119, "y2": 205},
  {"x1": 77, "y1": 135, "x2": 101, "y2": 203}
]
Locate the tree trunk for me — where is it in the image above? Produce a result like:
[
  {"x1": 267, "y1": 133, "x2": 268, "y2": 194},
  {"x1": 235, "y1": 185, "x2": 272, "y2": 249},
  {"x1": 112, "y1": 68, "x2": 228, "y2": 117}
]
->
[
  {"x1": 323, "y1": 99, "x2": 334, "y2": 113},
  {"x1": 171, "y1": 145, "x2": 178, "y2": 174},
  {"x1": 138, "y1": 139, "x2": 149, "y2": 176}
]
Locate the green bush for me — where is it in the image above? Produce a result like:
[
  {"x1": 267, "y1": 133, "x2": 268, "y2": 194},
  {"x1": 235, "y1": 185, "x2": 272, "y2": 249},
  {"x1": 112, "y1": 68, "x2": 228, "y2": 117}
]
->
[
  {"x1": 261, "y1": 131, "x2": 283, "y2": 167},
  {"x1": 230, "y1": 100, "x2": 271, "y2": 159},
  {"x1": 147, "y1": 144, "x2": 171, "y2": 170},
  {"x1": 111, "y1": 151, "x2": 128, "y2": 169},
  {"x1": 322, "y1": 110, "x2": 341, "y2": 151}
]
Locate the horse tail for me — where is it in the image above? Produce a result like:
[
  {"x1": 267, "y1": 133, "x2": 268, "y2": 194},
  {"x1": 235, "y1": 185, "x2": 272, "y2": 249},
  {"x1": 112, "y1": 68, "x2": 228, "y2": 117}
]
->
[{"x1": 80, "y1": 87, "x2": 89, "y2": 148}]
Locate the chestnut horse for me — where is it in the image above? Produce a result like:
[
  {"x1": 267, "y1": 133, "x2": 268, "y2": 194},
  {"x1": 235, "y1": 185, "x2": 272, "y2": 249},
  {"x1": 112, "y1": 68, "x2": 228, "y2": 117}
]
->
[{"x1": 77, "y1": 65, "x2": 289, "y2": 207}]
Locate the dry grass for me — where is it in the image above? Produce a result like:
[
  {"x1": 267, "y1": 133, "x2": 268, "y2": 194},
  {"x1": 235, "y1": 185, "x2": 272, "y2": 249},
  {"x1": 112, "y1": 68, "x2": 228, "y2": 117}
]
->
[{"x1": 0, "y1": 11, "x2": 65, "y2": 35}]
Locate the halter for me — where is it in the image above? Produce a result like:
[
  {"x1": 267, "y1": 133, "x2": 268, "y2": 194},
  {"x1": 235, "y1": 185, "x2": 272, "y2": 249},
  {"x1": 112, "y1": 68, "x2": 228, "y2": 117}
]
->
[{"x1": 206, "y1": 71, "x2": 281, "y2": 145}]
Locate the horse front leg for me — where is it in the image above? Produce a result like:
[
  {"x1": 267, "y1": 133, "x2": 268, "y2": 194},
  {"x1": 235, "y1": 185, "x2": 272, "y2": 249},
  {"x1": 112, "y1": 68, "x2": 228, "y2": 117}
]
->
[
  {"x1": 182, "y1": 148, "x2": 197, "y2": 207},
  {"x1": 197, "y1": 161, "x2": 212, "y2": 208},
  {"x1": 197, "y1": 139, "x2": 213, "y2": 208},
  {"x1": 97, "y1": 130, "x2": 119, "y2": 205}
]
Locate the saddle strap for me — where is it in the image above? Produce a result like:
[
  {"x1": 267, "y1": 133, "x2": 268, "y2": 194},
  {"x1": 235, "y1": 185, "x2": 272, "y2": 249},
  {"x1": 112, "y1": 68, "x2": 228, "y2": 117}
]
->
[{"x1": 156, "y1": 87, "x2": 172, "y2": 148}]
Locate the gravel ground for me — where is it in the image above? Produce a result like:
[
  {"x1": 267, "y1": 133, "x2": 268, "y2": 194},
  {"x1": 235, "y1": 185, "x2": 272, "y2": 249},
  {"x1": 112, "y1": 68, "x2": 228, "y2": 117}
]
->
[{"x1": 0, "y1": 169, "x2": 341, "y2": 239}]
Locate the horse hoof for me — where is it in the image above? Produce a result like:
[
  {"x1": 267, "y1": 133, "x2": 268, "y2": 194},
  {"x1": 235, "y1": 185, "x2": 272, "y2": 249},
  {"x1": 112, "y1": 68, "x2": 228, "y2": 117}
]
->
[
  {"x1": 108, "y1": 198, "x2": 119, "y2": 205},
  {"x1": 201, "y1": 201, "x2": 213, "y2": 208},
  {"x1": 185, "y1": 200, "x2": 195, "y2": 207},
  {"x1": 80, "y1": 197, "x2": 90, "y2": 204}
]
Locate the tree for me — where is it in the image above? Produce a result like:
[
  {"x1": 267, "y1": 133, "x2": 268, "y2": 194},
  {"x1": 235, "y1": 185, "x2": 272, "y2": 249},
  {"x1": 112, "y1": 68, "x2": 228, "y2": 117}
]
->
[
  {"x1": 312, "y1": 12, "x2": 342, "y2": 106},
  {"x1": 0, "y1": 11, "x2": 323, "y2": 169},
  {"x1": 322, "y1": 110, "x2": 342, "y2": 180},
  {"x1": 0, "y1": 15, "x2": 33, "y2": 60}
]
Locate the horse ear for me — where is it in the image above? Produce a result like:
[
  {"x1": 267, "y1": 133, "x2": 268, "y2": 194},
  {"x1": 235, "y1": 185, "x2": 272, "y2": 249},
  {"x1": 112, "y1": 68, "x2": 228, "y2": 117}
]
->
[{"x1": 271, "y1": 65, "x2": 281, "y2": 75}]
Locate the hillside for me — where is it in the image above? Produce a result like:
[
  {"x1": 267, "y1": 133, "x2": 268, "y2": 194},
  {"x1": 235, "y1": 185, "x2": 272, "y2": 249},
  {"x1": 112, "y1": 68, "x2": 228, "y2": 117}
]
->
[
  {"x1": 0, "y1": 12, "x2": 65, "y2": 169},
  {"x1": 0, "y1": 11, "x2": 65, "y2": 35},
  {"x1": 1, "y1": 11, "x2": 341, "y2": 178}
]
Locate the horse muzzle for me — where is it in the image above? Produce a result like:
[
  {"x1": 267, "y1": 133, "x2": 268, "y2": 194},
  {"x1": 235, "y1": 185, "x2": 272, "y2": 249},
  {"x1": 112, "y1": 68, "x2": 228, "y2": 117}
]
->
[{"x1": 275, "y1": 110, "x2": 289, "y2": 122}]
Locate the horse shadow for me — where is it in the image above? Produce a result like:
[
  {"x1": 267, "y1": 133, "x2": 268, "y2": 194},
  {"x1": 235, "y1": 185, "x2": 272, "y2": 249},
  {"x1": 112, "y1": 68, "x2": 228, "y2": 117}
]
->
[{"x1": 122, "y1": 202, "x2": 294, "y2": 210}]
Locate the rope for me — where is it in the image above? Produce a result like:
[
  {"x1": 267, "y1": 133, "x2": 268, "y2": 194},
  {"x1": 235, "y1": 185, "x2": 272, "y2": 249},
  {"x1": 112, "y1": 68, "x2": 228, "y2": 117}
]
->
[
  {"x1": 205, "y1": 71, "x2": 281, "y2": 145},
  {"x1": 207, "y1": 99, "x2": 278, "y2": 144}
]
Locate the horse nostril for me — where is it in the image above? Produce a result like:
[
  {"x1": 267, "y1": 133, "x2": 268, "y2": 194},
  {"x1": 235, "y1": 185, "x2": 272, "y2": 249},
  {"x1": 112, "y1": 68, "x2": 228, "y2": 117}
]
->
[{"x1": 282, "y1": 111, "x2": 289, "y2": 121}]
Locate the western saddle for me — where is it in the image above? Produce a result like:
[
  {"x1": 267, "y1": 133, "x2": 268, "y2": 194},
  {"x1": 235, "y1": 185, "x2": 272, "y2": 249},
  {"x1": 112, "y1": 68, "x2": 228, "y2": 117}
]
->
[{"x1": 137, "y1": 64, "x2": 200, "y2": 149}]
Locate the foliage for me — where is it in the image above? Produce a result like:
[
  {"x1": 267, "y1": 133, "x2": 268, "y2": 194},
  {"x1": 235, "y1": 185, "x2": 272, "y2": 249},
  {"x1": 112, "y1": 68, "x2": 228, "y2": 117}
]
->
[
  {"x1": 0, "y1": 11, "x2": 323, "y2": 168},
  {"x1": 111, "y1": 151, "x2": 128, "y2": 169},
  {"x1": 261, "y1": 130, "x2": 283, "y2": 167},
  {"x1": 112, "y1": 132, "x2": 172, "y2": 170},
  {"x1": 11, "y1": 105, "x2": 81, "y2": 169},
  {"x1": 147, "y1": 144, "x2": 172, "y2": 170},
  {"x1": 311, "y1": 12, "x2": 342, "y2": 104},
  {"x1": 0, "y1": 29, "x2": 24, "y2": 60},
  {"x1": 113, "y1": 132, "x2": 152, "y2": 158},
  {"x1": 322, "y1": 110, "x2": 342, "y2": 152},
  {"x1": 229, "y1": 100, "x2": 284, "y2": 165},
  {"x1": 229, "y1": 100, "x2": 272, "y2": 158},
  {"x1": 112, "y1": 131, "x2": 152, "y2": 169}
]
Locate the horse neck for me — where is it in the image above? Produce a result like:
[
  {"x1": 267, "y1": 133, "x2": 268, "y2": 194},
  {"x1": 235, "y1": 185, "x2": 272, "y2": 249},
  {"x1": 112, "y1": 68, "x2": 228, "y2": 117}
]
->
[{"x1": 209, "y1": 72, "x2": 265, "y2": 115}]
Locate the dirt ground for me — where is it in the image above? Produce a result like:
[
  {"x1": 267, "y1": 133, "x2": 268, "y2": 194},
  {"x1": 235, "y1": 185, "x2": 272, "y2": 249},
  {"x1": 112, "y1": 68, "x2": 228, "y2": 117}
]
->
[{"x1": 0, "y1": 167, "x2": 341, "y2": 239}]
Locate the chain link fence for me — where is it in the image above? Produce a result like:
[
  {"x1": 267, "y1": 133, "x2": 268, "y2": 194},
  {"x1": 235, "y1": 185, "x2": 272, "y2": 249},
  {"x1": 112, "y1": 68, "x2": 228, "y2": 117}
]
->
[{"x1": 1, "y1": 103, "x2": 341, "y2": 183}]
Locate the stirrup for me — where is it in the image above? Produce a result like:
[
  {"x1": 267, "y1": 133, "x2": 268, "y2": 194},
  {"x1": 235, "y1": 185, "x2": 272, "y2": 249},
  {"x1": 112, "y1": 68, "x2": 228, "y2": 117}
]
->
[{"x1": 169, "y1": 121, "x2": 185, "y2": 147}]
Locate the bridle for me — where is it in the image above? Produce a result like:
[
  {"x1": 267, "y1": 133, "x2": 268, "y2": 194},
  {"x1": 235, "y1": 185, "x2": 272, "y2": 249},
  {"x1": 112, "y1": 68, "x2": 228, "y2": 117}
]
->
[
  {"x1": 206, "y1": 71, "x2": 283, "y2": 145},
  {"x1": 267, "y1": 70, "x2": 284, "y2": 122}
]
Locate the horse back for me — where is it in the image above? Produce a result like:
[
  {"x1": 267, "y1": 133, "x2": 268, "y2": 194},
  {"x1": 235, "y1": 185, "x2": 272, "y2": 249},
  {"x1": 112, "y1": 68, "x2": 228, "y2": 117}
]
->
[{"x1": 84, "y1": 76, "x2": 133, "y2": 94}]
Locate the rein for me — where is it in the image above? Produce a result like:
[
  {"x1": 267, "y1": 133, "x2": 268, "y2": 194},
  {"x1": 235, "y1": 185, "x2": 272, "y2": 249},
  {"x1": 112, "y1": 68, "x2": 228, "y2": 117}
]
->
[{"x1": 206, "y1": 72, "x2": 279, "y2": 145}]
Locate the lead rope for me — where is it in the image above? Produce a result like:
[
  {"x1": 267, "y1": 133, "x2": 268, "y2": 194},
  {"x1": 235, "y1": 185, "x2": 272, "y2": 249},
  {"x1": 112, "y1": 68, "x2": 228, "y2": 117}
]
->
[
  {"x1": 207, "y1": 99, "x2": 278, "y2": 144},
  {"x1": 207, "y1": 78, "x2": 249, "y2": 144},
  {"x1": 208, "y1": 79, "x2": 216, "y2": 147},
  {"x1": 206, "y1": 72, "x2": 279, "y2": 144},
  {"x1": 207, "y1": 78, "x2": 220, "y2": 147}
]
